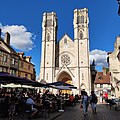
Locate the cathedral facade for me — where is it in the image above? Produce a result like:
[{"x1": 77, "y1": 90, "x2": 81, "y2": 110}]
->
[{"x1": 39, "y1": 8, "x2": 91, "y2": 95}]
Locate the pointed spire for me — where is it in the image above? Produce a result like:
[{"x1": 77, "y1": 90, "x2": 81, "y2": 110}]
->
[{"x1": 92, "y1": 59, "x2": 95, "y2": 66}]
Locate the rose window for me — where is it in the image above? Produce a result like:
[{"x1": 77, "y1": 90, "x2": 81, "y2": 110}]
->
[{"x1": 61, "y1": 54, "x2": 70, "y2": 65}]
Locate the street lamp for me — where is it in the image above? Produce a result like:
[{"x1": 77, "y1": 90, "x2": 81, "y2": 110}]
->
[{"x1": 117, "y1": 0, "x2": 120, "y2": 16}]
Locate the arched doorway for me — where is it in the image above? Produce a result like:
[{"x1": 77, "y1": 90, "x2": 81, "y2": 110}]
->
[{"x1": 57, "y1": 71, "x2": 73, "y2": 94}]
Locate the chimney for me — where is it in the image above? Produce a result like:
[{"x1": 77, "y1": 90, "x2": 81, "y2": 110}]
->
[
  {"x1": 25, "y1": 56, "x2": 31, "y2": 62},
  {"x1": 18, "y1": 52, "x2": 24, "y2": 58},
  {"x1": 102, "y1": 67, "x2": 106, "y2": 75},
  {"x1": 5, "y1": 32, "x2": 10, "y2": 45}
]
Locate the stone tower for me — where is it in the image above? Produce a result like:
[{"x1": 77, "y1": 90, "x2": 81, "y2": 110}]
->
[
  {"x1": 73, "y1": 8, "x2": 91, "y2": 94},
  {"x1": 39, "y1": 8, "x2": 91, "y2": 95},
  {"x1": 40, "y1": 12, "x2": 57, "y2": 82}
]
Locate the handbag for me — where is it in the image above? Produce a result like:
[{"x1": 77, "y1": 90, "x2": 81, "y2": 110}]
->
[{"x1": 80, "y1": 104, "x2": 83, "y2": 108}]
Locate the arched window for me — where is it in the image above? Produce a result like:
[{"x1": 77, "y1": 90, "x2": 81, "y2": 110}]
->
[
  {"x1": 77, "y1": 16, "x2": 81, "y2": 23},
  {"x1": 77, "y1": 15, "x2": 84, "y2": 24},
  {"x1": 47, "y1": 33, "x2": 50, "y2": 41},
  {"x1": 80, "y1": 31, "x2": 83, "y2": 39},
  {"x1": 64, "y1": 38, "x2": 67, "y2": 44},
  {"x1": 81, "y1": 16, "x2": 84, "y2": 23}
]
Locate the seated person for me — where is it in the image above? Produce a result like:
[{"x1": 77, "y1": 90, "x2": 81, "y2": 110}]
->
[{"x1": 26, "y1": 94, "x2": 38, "y2": 118}]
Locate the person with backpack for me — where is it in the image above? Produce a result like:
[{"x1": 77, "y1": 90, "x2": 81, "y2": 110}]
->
[
  {"x1": 81, "y1": 91, "x2": 89, "y2": 116},
  {"x1": 90, "y1": 91, "x2": 98, "y2": 114}
]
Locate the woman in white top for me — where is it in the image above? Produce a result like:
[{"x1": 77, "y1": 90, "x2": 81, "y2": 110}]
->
[{"x1": 26, "y1": 94, "x2": 38, "y2": 118}]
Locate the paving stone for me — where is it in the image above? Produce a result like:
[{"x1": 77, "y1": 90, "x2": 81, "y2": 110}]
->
[
  {"x1": 54, "y1": 103, "x2": 120, "y2": 120},
  {"x1": 0, "y1": 103, "x2": 120, "y2": 120}
]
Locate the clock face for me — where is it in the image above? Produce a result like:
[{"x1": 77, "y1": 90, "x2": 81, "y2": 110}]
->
[{"x1": 61, "y1": 54, "x2": 70, "y2": 65}]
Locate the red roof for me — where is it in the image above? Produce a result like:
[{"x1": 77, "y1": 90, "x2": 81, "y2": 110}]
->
[{"x1": 94, "y1": 72, "x2": 110, "y2": 84}]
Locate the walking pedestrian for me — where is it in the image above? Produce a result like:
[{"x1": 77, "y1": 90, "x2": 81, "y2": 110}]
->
[
  {"x1": 90, "y1": 91, "x2": 98, "y2": 114},
  {"x1": 81, "y1": 91, "x2": 89, "y2": 116},
  {"x1": 100, "y1": 93, "x2": 103, "y2": 103}
]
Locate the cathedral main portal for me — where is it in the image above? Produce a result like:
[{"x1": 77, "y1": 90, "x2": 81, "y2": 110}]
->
[{"x1": 57, "y1": 72, "x2": 73, "y2": 94}]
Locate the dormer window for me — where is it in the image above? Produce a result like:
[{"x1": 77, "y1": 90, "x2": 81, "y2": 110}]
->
[{"x1": 98, "y1": 76, "x2": 103, "y2": 80}]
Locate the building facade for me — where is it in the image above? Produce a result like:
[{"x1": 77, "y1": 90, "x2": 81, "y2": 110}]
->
[
  {"x1": 94, "y1": 68, "x2": 111, "y2": 99},
  {"x1": 108, "y1": 36, "x2": 120, "y2": 98},
  {"x1": 18, "y1": 52, "x2": 36, "y2": 80},
  {"x1": 39, "y1": 8, "x2": 91, "y2": 95},
  {"x1": 0, "y1": 29, "x2": 36, "y2": 81}
]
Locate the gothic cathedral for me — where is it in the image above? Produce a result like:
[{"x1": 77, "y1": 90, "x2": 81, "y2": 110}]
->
[{"x1": 39, "y1": 8, "x2": 91, "y2": 95}]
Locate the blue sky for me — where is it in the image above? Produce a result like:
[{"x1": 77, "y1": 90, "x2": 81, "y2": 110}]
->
[{"x1": 0, "y1": 0, "x2": 120, "y2": 79}]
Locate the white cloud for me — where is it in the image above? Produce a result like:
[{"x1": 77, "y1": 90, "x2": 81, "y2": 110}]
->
[
  {"x1": 0, "y1": 23, "x2": 35, "y2": 51},
  {"x1": 0, "y1": 24, "x2": 108, "y2": 68},
  {"x1": 36, "y1": 75, "x2": 40, "y2": 81},
  {"x1": 90, "y1": 49, "x2": 108, "y2": 67}
]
